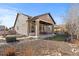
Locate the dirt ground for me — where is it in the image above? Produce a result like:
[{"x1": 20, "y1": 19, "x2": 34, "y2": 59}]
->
[{"x1": 0, "y1": 39, "x2": 79, "y2": 56}]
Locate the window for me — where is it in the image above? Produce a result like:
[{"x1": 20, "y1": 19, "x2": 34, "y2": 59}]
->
[
  {"x1": 31, "y1": 22, "x2": 35, "y2": 32},
  {"x1": 31, "y1": 25, "x2": 35, "y2": 32}
]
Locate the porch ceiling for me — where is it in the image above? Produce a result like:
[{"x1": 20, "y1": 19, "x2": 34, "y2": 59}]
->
[{"x1": 39, "y1": 21, "x2": 53, "y2": 25}]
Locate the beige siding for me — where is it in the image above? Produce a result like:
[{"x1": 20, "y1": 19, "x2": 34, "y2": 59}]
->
[
  {"x1": 14, "y1": 14, "x2": 29, "y2": 36},
  {"x1": 38, "y1": 14, "x2": 54, "y2": 24}
]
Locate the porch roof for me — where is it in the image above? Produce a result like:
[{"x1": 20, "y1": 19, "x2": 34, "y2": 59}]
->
[
  {"x1": 30, "y1": 13, "x2": 56, "y2": 25},
  {"x1": 39, "y1": 21, "x2": 53, "y2": 25},
  {"x1": 14, "y1": 13, "x2": 56, "y2": 28}
]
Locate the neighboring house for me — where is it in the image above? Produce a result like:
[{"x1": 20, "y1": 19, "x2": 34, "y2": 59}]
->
[
  {"x1": 14, "y1": 13, "x2": 56, "y2": 38},
  {"x1": 54, "y1": 24, "x2": 67, "y2": 34},
  {"x1": 0, "y1": 25, "x2": 9, "y2": 36}
]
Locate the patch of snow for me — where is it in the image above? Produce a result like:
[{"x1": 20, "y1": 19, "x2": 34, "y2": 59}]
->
[
  {"x1": 71, "y1": 48, "x2": 79, "y2": 53},
  {"x1": 68, "y1": 43, "x2": 78, "y2": 48},
  {"x1": 0, "y1": 43, "x2": 8, "y2": 46}
]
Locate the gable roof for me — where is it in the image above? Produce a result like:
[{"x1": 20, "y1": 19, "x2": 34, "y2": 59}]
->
[
  {"x1": 48, "y1": 13, "x2": 56, "y2": 24},
  {"x1": 14, "y1": 13, "x2": 32, "y2": 27},
  {"x1": 14, "y1": 13, "x2": 56, "y2": 28},
  {"x1": 31, "y1": 13, "x2": 56, "y2": 24}
]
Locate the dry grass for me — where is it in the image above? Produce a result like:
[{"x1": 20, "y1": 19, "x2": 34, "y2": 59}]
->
[
  {"x1": 4, "y1": 47, "x2": 16, "y2": 56},
  {"x1": 70, "y1": 39, "x2": 79, "y2": 45},
  {"x1": 0, "y1": 40, "x2": 78, "y2": 56},
  {"x1": 16, "y1": 48, "x2": 33, "y2": 56}
]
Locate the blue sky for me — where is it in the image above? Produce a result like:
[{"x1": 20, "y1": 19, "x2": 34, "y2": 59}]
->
[{"x1": 0, "y1": 3, "x2": 71, "y2": 28}]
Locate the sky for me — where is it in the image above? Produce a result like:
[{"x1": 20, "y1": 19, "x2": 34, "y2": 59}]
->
[{"x1": 0, "y1": 3, "x2": 71, "y2": 28}]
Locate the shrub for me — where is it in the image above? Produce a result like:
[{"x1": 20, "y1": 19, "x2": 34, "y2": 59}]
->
[
  {"x1": 4, "y1": 47, "x2": 16, "y2": 56},
  {"x1": 6, "y1": 36, "x2": 16, "y2": 43}
]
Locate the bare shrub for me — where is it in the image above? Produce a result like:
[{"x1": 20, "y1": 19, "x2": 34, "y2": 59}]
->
[{"x1": 4, "y1": 47, "x2": 16, "y2": 56}]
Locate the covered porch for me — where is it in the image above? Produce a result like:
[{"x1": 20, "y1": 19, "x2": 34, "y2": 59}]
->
[{"x1": 28, "y1": 19, "x2": 54, "y2": 38}]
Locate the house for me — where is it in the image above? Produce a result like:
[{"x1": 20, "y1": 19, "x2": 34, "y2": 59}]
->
[
  {"x1": 54, "y1": 24, "x2": 65, "y2": 34},
  {"x1": 0, "y1": 25, "x2": 9, "y2": 36},
  {"x1": 14, "y1": 13, "x2": 56, "y2": 39},
  {"x1": 54, "y1": 24, "x2": 67, "y2": 34}
]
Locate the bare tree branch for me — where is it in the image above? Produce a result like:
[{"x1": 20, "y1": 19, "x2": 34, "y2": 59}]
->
[{"x1": 65, "y1": 4, "x2": 79, "y2": 40}]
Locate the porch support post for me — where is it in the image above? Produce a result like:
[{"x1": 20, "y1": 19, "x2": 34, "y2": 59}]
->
[
  {"x1": 35, "y1": 19, "x2": 39, "y2": 37},
  {"x1": 26, "y1": 20, "x2": 29, "y2": 36},
  {"x1": 52, "y1": 25, "x2": 54, "y2": 33}
]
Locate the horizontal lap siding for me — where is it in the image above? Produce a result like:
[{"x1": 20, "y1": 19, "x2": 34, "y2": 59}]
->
[
  {"x1": 14, "y1": 14, "x2": 28, "y2": 36},
  {"x1": 38, "y1": 14, "x2": 54, "y2": 24}
]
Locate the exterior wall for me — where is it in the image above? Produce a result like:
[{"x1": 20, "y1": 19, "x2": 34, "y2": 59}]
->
[{"x1": 14, "y1": 14, "x2": 29, "y2": 36}]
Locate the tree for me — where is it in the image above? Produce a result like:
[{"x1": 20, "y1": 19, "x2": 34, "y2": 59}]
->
[{"x1": 65, "y1": 4, "x2": 79, "y2": 40}]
